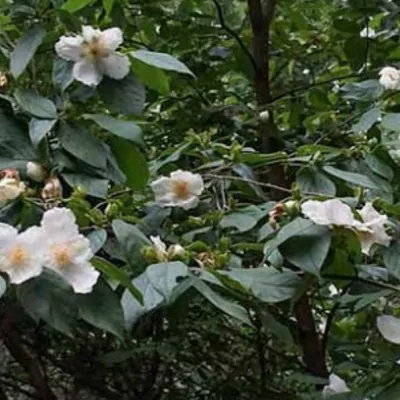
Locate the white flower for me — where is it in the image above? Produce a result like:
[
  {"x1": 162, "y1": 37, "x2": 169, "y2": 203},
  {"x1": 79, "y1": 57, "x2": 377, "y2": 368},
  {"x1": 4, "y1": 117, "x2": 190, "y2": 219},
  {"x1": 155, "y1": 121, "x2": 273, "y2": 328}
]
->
[
  {"x1": 301, "y1": 199, "x2": 355, "y2": 227},
  {"x1": 55, "y1": 26, "x2": 130, "y2": 86},
  {"x1": 353, "y1": 203, "x2": 391, "y2": 255},
  {"x1": 360, "y1": 27, "x2": 376, "y2": 38},
  {"x1": 0, "y1": 178, "x2": 25, "y2": 206},
  {"x1": 26, "y1": 162, "x2": 46, "y2": 182},
  {"x1": 41, "y1": 177, "x2": 62, "y2": 200},
  {"x1": 41, "y1": 208, "x2": 99, "y2": 293},
  {"x1": 0, "y1": 224, "x2": 44, "y2": 284},
  {"x1": 150, "y1": 235, "x2": 168, "y2": 262},
  {"x1": 379, "y1": 66, "x2": 400, "y2": 90},
  {"x1": 151, "y1": 170, "x2": 204, "y2": 210},
  {"x1": 322, "y1": 374, "x2": 350, "y2": 398},
  {"x1": 377, "y1": 315, "x2": 400, "y2": 344},
  {"x1": 259, "y1": 110, "x2": 270, "y2": 121}
]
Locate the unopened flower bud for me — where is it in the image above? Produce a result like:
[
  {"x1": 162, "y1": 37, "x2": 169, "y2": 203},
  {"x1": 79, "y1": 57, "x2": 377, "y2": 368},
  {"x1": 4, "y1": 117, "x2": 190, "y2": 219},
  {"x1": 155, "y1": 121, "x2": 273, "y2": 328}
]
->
[
  {"x1": 168, "y1": 244, "x2": 185, "y2": 260},
  {"x1": 142, "y1": 246, "x2": 160, "y2": 264},
  {"x1": 105, "y1": 203, "x2": 119, "y2": 220},
  {"x1": 259, "y1": 110, "x2": 270, "y2": 121},
  {"x1": 0, "y1": 177, "x2": 25, "y2": 205},
  {"x1": 0, "y1": 71, "x2": 8, "y2": 92},
  {"x1": 0, "y1": 168, "x2": 20, "y2": 180},
  {"x1": 26, "y1": 162, "x2": 46, "y2": 182},
  {"x1": 284, "y1": 200, "x2": 300, "y2": 216},
  {"x1": 41, "y1": 177, "x2": 63, "y2": 200}
]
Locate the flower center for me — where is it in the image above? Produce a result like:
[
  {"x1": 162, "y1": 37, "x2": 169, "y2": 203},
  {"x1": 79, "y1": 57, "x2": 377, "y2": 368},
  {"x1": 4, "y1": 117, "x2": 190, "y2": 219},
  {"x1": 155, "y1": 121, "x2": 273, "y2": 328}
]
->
[
  {"x1": 172, "y1": 179, "x2": 190, "y2": 200},
  {"x1": 83, "y1": 38, "x2": 108, "y2": 60},
  {"x1": 8, "y1": 246, "x2": 27, "y2": 266},
  {"x1": 53, "y1": 245, "x2": 72, "y2": 267}
]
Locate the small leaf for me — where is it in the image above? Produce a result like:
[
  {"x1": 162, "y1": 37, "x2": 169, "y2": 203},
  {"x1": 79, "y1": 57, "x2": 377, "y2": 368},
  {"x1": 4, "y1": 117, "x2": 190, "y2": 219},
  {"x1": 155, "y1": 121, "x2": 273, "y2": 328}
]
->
[
  {"x1": 220, "y1": 205, "x2": 272, "y2": 233},
  {"x1": 110, "y1": 137, "x2": 149, "y2": 190},
  {"x1": 351, "y1": 107, "x2": 381, "y2": 133},
  {"x1": 11, "y1": 25, "x2": 45, "y2": 78},
  {"x1": 78, "y1": 279, "x2": 125, "y2": 339},
  {"x1": 62, "y1": 0, "x2": 93, "y2": 12},
  {"x1": 323, "y1": 165, "x2": 380, "y2": 189},
  {"x1": 84, "y1": 114, "x2": 143, "y2": 146},
  {"x1": 131, "y1": 50, "x2": 195, "y2": 77},
  {"x1": 98, "y1": 73, "x2": 146, "y2": 116},
  {"x1": 344, "y1": 37, "x2": 367, "y2": 71},
  {"x1": 146, "y1": 262, "x2": 188, "y2": 302},
  {"x1": 29, "y1": 118, "x2": 57, "y2": 147},
  {"x1": 87, "y1": 229, "x2": 107, "y2": 254},
  {"x1": 62, "y1": 173, "x2": 109, "y2": 199},
  {"x1": 381, "y1": 113, "x2": 400, "y2": 132},
  {"x1": 297, "y1": 166, "x2": 336, "y2": 196},
  {"x1": 365, "y1": 154, "x2": 393, "y2": 181},
  {"x1": 52, "y1": 57, "x2": 74, "y2": 91},
  {"x1": 14, "y1": 89, "x2": 58, "y2": 119}
]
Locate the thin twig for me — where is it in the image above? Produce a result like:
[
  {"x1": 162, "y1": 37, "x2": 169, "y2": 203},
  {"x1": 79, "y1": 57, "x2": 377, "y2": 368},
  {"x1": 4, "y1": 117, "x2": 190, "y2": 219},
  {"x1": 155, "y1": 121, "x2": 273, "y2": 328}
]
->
[{"x1": 212, "y1": 0, "x2": 257, "y2": 72}]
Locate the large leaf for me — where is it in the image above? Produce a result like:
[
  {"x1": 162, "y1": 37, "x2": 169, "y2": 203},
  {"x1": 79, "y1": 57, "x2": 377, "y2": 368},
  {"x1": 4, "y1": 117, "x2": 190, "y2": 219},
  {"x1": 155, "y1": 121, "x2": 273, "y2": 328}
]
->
[
  {"x1": 78, "y1": 279, "x2": 125, "y2": 339},
  {"x1": 62, "y1": 173, "x2": 109, "y2": 199},
  {"x1": 297, "y1": 166, "x2": 336, "y2": 196},
  {"x1": 279, "y1": 225, "x2": 331, "y2": 275},
  {"x1": 220, "y1": 267, "x2": 301, "y2": 303},
  {"x1": 351, "y1": 107, "x2": 381, "y2": 133},
  {"x1": 87, "y1": 229, "x2": 107, "y2": 254},
  {"x1": 58, "y1": 122, "x2": 107, "y2": 169},
  {"x1": 341, "y1": 79, "x2": 384, "y2": 101},
  {"x1": 110, "y1": 137, "x2": 149, "y2": 190},
  {"x1": 146, "y1": 262, "x2": 188, "y2": 302},
  {"x1": 131, "y1": 58, "x2": 170, "y2": 95},
  {"x1": 382, "y1": 240, "x2": 400, "y2": 280},
  {"x1": 121, "y1": 271, "x2": 163, "y2": 330},
  {"x1": 29, "y1": 118, "x2": 57, "y2": 147},
  {"x1": 17, "y1": 269, "x2": 78, "y2": 336},
  {"x1": 131, "y1": 50, "x2": 195, "y2": 77},
  {"x1": 344, "y1": 37, "x2": 367, "y2": 71},
  {"x1": 52, "y1": 57, "x2": 74, "y2": 91},
  {"x1": 84, "y1": 114, "x2": 143, "y2": 146},
  {"x1": 365, "y1": 154, "x2": 393, "y2": 181},
  {"x1": 323, "y1": 165, "x2": 380, "y2": 189},
  {"x1": 381, "y1": 113, "x2": 400, "y2": 132},
  {"x1": 11, "y1": 25, "x2": 45, "y2": 78},
  {"x1": 62, "y1": 0, "x2": 93, "y2": 12},
  {"x1": 98, "y1": 73, "x2": 145, "y2": 116},
  {"x1": 14, "y1": 89, "x2": 58, "y2": 119}
]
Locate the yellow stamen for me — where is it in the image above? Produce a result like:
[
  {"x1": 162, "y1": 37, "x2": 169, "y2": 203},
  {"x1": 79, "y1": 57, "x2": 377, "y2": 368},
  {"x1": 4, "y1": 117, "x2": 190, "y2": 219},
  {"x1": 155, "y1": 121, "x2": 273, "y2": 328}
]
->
[
  {"x1": 172, "y1": 179, "x2": 190, "y2": 200},
  {"x1": 53, "y1": 246, "x2": 71, "y2": 267},
  {"x1": 83, "y1": 38, "x2": 108, "y2": 60},
  {"x1": 8, "y1": 246, "x2": 27, "y2": 265}
]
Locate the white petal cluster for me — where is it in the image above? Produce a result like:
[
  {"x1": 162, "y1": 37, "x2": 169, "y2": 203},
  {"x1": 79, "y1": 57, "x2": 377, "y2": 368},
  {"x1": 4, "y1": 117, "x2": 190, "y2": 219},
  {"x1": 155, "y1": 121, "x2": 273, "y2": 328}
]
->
[
  {"x1": 55, "y1": 26, "x2": 130, "y2": 86},
  {"x1": 150, "y1": 236, "x2": 185, "y2": 263},
  {"x1": 0, "y1": 207, "x2": 99, "y2": 293},
  {"x1": 322, "y1": 374, "x2": 350, "y2": 398},
  {"x1": 379, "y1": 66, "x2": 400, "y2": 90},
  {"x1": 151, "y1": 170, "x2": 204, "y2": 210},
  {"x1": 360, "y1": 27, "x2": 376, "y2": 39},
  {"x1": 301, "y1": 200, "x2": 391, "y2": 255}
]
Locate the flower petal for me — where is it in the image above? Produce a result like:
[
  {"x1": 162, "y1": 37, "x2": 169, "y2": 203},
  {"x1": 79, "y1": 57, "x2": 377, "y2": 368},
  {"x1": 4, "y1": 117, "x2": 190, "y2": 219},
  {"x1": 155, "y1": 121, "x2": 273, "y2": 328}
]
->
[
  {"x1": 41, "y1": 207, "x2": 79, "y2": 240},
  {"x1": 151, "y1": 177, "x2": 172, "y2": 197},
  {"x1": 377, "y1": 315, "x2": 400, "y2": 344},
  {"x1": 101, "y1": 27, "x2": 123, "y2": 50},
  {"x1": 6, "y1": 260, "x2": 42, "y2": 284},
  {"x1": 322, "y1": 374, "x2": 350, "y2": 399},
  {"x1": 177, "y1": 195, "x2": 199, "y2": 210},
  {"x1": 81, "y1": 26, "x2": 101, "y2": 42},
  {"x1": 150, "y1": 236, "x2": 167, "y2": 253},
  {"x1": 55, "y1": 36, "x2": 84, "y2": 62},
  {"x1": 100, "y1": 53, "x2": 130, "y2": 80},
  {"x1": 72, "y1": 59, "x2": 102, "y2": 86},
  {"x1": 323, "y1": 199, "x2": 354, "y2": 226},
  {"x1": 55, "y1": 262, "x2": 100, "y2": 294},
  {"x1": 187, "y1": 174, "x2": 204, "y2": 196},
  {"x1": 0, "y1": 224, "x2": 17, "y2": 252}
]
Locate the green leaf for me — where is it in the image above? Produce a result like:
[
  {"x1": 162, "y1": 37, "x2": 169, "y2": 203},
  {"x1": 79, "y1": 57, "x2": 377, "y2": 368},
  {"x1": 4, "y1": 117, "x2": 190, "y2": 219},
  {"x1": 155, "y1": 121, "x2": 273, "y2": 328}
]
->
[
  {"x1": 220, "y1": 204, "x2": 272, "y2": 233},
  {"x1": 365, "y1": 154, "x2": 394, "y2": 181},
  {"x1": 131, "y1": 57, "x2": 170, "y2": 95},
  {"x1": 323, "y1": 165, "x2": 380, "y2": 189},
  {"x1": 344, "y1": 37, "x2": 367, "y2": 71},
  {"x1": 376, "y1": 381, "x2": 400, "y2": 400},
  {"x1": 121, "y1": 271, "x2": 163, "y2": 330},
  {"x1": 52, "y1": 57, "x2": 73, "y2": 91},
  {"x1": 62, "y1": 0, "x2": 93, "y2": 12},
  {"x1": 382, "y1": 241, "x2": 400, "y2": 280},
  {"x1": 91, "y1": 257, "x2": 143, "y2": 304},
  {"x1": 103, "y1": 0, "x2": 115, "y2": 14},
  {"x1": 58, "y1": 122, "x2": 107, "y2": 169},
  {"x1": 221, "y1": 267, "x2": 300, "y2": 303},
  {"x1": 83, "y1": 114, "x2": 143, "y2": 146},
  {"x1": 110, "y1": 137, "x2": 149, "y2": 190},
  {"x1": 131, "y1": 50, "x2": 195, "y2": 77},
  {"x1": 381, "y1": 113, "x2": 400, "y2": 132},
  {"x1": 87, "y1": 229, "x2": 107, "y2": 254},
  {"x1": 14, "y1": 89, "x2": 58, "y2": 119},
  {"x1": 279, "y1": 225, "x2": 331, "y2": 276},
  {"x1": 297, "y1": 166, "x2": 336, "y2": 196},
  {"x1": 17, "y1": 269, "x2": 78, "y2": 336},
  {"x1": 62, "y1": 173, "x2": 109, "y2": 198},
  {"x1": 0, "y1": 276, "x2": 6, "y2": 298},
  {"x1": 351, "y1": 108, "x2": 381, "y2": 133},
  {"x1": 341, "y1": 80, "x2": 383, "y2": 101},
  {"x1": 192, "y1": 278, "x2": 252, "y2": 326},
  {"x1": 98, "y1": 73, "x2": 145, "y2": 116},
  {"x1": 29, "y1": 118, "x2": 57, "y2": 147},
  {"x1": 261, "y1": 311, "x2": 293, "y2": 344},
  {"x1": 10, "y1": 25, "x2": 45, "y2": 78},
  {"x1": 146, "y1": 262, "x2": 188, "y2": 302},
  {"x1": 78, "y1": 279, "x2": 125, "y2": 339}
]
